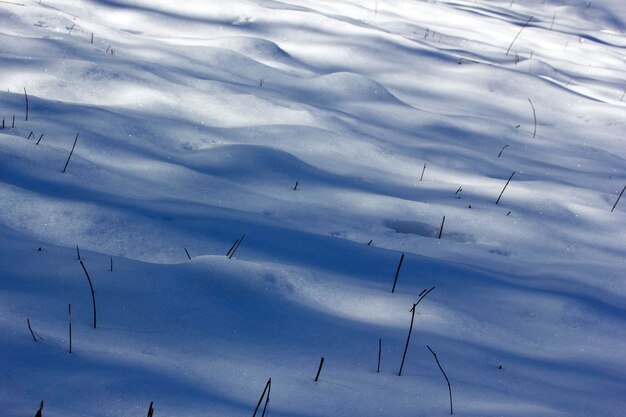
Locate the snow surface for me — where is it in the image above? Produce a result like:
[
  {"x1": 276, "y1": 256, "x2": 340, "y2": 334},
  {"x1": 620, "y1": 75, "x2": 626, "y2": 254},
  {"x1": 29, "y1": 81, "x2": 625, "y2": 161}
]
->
[{"x1": 0, "y1": 0, "x2": 625, "y2": 416}]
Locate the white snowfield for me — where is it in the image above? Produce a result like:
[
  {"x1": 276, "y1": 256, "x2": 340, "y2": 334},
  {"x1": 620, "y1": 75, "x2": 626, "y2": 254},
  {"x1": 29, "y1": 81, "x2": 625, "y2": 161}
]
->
[{"x1": 0, "y1": 0, "x2": 624, "y2": 416}]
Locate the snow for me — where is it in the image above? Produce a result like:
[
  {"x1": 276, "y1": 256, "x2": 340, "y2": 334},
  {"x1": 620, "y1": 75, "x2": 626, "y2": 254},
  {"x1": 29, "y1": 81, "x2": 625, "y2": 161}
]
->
[{"x1": 0, "y1": 0, "x2": 625, "y2": 416}]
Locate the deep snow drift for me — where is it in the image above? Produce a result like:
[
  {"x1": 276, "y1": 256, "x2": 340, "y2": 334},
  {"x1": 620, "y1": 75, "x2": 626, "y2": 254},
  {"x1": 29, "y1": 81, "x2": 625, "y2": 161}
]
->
[{"x1": 0, "y1": 1, "x2": 625, "y2": 416}]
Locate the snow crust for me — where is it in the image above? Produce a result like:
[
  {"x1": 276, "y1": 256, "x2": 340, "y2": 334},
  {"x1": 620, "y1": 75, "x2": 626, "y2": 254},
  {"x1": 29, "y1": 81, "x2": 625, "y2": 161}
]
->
[{"x1": 0, "y1": 1, "x2": 624, "y2": 416}]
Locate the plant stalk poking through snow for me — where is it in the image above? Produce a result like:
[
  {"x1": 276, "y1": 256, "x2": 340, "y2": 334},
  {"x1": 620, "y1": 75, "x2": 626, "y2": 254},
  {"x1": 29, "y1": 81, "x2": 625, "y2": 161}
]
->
[
  {"x1": 27, "y1": 318, "x2": 37, "y2": 342},
  {"x1": 611, "y1": 185, "x2": 626, "y2": 212},
  {"x1": 391, "y1": 253, "x2": 405, "y2": 293},
  {"x1": 314, "y1": 357, "x2": 325, "y2": 381},
  {"x1": 496, "y1": 171, "x2": 516, "y2": 205},
  {"x1": 498, "y1": 144, "x2": 509, "y2": 158},
  {"x1": 398, "y1": 287, "x2": 434, "y2": 376},
  {"x1": 226, "y1": 237, "x2": 240, "y2": 256},
  {"x1": 506, "y1": 16, "x2": 533, "y2": 56},
  {"x1": 110, "y1": 256, "x2": 113, "y2": 272},
  {"x1": 438, "y1": 216, "x2": 446, "y2": 239},
  {"x1": 427, "y1": 345, "x2": 454, "y2": 415},
  {"x1": 377, "y1": 338, "x2": 382, "y2": 372},
  {"x1": 228, "y1": 233, "x2": 246, "y2": 259},
  {"x1": 35, "y1": 401, "x2": 43, "y2": 417},
  {"x1": 24, "y1": 87, "x2": 29, "y2": 121},
  {"x1": 420, "y1": 163, "x2": 426, "y2": 181},
  {"x1": 252, "y1": 379, "x2": 271, "y2": 417},
  {"x1": 184, "y1": 248, "x2": 191, "y2": 260},
  {"x1": 399, "y1": 303, "x2": 417, "y2": 376},
  {"x1": 528, "y1": 98, "x2": 537, "y2": 138},
  {"x1": 36, "y1": 134, "x2": 44, "y2": 145},
  {"x1": 261, "y1": 378, "x2": 271, "y2": 417},
  {"x1": 68, "y1": 304, "x2": 72, "y2": 353},
  {"x1": 79, "y1": 260, "x2": 97, "y2": 329},
  {"x1": 62, "y1": 133, "x2": 79, "y2": 173},
  {"x1": 147, "y1": 401, "x2": 154, "y2": 417},
  {"x1": 76, "y1": 245, "x2": 81, "y2": 261}
]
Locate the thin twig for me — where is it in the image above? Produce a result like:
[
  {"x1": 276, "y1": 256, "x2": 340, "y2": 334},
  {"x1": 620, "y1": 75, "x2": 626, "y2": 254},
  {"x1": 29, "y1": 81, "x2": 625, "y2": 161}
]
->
[
  {"x1": 528, "y1": 98, "x2": 537, "y2": 138},
  {"x1": 261, "y1": 378, "x2": 271, "y2": 417},
  {"x1": 27, "y1": 318, "x2": 37, "y2": 342},
  {"x1": 314, "y1": 357, "x2": 325, "y2": 381},
  {"x1": 79, "y1": 260, "x2": 97, "y2": 329},
  {"x1": 226, "y1": 238, "x2": 240, "y2": 257},
  {"x1": 496, "y1": 171, "x2": 516, "y2": 205},
  {"x1": 228, "y1": 233, "x2": 246, "y2": 259},
  {"x1": 62, "y1": 133, "x2": 79, "y2": 173},
  {"x1": 427, "y1": 345, "x2": 453, "y2": 415},
  {"x1": 397, "y1": 286, "x2": 435, "y2": 376},
  {"x1": 611, "y1": 185, "x2": 626, "y2": 212},
  {"x1": 377, "y1": 338, "x2": 382, "y2": 372},
  {"x1": 398, "y1": 303, "x2": 417, "y2": 376},
  {"x1": 506, "y1": 16, "x2": 533, "y2": 56},
  {"x1": 24, "y1": 87, "x2": 29, "y2": 121},
  {"x1": 252, "y1": 379, "x2": 271, "y2": 417},
  {"x1": 35, "y1": 401, "x2": 43, "y2": 417},
  {"x1": 438, "y1": 216, "x2": 445, "y2": 239},
  {"x1": 391, "y1": 253, "x2": 405, "y2": 293},
  {"x1": 416, "y1": 287, "x2": 435, "y2": 307}
]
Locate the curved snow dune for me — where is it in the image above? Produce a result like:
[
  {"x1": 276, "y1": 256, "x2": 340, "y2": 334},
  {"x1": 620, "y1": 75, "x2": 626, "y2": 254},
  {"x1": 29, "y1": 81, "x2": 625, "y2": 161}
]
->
[
  {"x1": 1, "y1": 236, "x2": 624, "y2": 417},
  {"x1": 1, "y1": 0, "x2": 625, "y2": 416}
]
